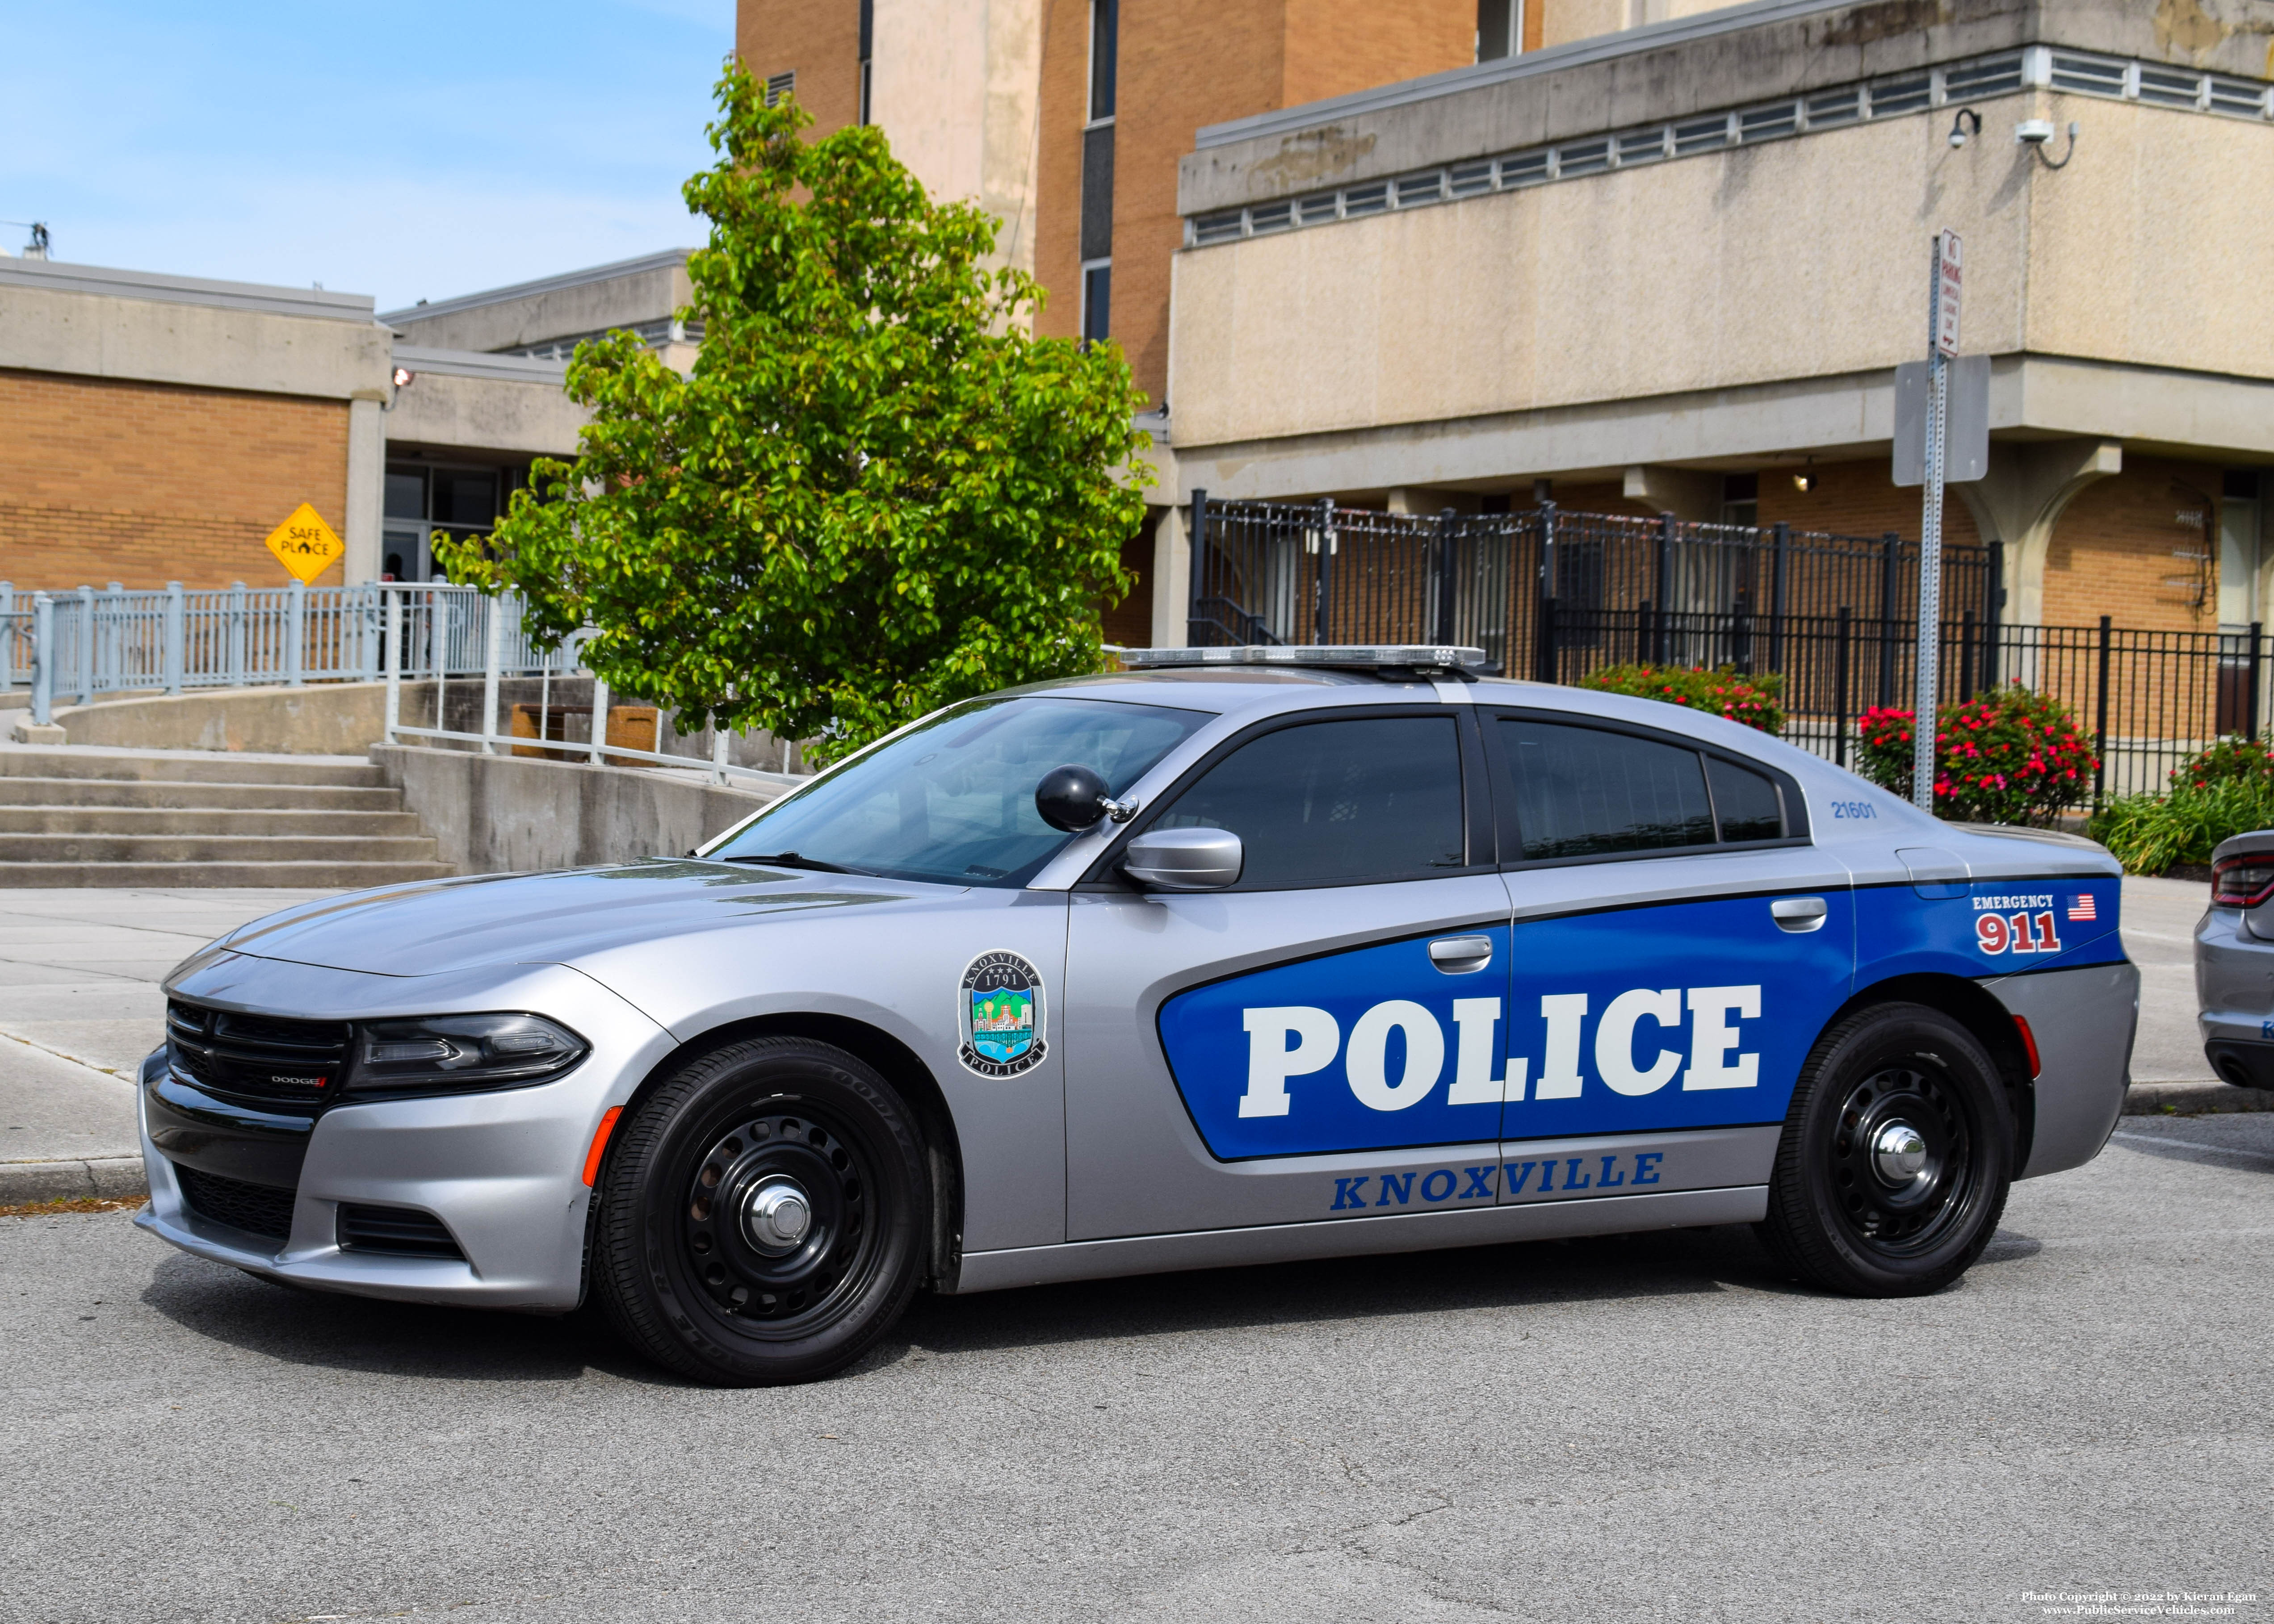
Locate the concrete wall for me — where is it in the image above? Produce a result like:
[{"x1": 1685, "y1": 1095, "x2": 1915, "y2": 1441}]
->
[
  {"x1": 371, "y1": 744, "x2": 783, "y2": 873},
  {"x1": 382, "y1": 255, "x2": 693, "y2": 356},
  {"x1": 870, "y1": 0, "x2": 1045, "y2": 283},
  {"x1": 1180, "y1": 0, "x2": 2274, "y2": 213},
  {"x1": 52, "y1": 684, "x2": 392, "y2": 754},
  {"x1": 384, "y1": 355, "x2": 587, "y2": 458},
  {"x1": 1167, "y1": 91, "x2": 2274, "y2": 456}
]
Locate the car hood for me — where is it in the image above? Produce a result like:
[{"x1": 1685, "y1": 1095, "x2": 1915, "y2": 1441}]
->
[{"x1": 210, "y1": 860, "x2": 951, "y2": 979}]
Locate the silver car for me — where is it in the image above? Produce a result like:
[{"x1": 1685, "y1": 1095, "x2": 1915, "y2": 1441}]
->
[
  {"x1": 2193, "y1": 829, "x2": 2274, "y2": 1089},
  {"x1": 138, "y1": 646, "x2": 2139, "y2": 1385}
]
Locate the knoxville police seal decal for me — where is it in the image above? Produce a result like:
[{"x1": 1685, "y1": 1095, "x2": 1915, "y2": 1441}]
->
[{"x1": 958, "y1": 951, "x2": 1047, "y2": 1078}]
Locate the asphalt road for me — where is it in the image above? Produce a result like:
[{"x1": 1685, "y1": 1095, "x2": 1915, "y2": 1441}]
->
[{"x1": 4, "y1": 1113, "x2": 2268, "y2": 1624}]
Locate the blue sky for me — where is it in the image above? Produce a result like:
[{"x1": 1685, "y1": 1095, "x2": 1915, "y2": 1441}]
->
[{"x1": 1, "y1": 0, "x2": 732, "y2": 313}]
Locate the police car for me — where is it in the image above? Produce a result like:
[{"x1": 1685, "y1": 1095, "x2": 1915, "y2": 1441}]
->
[{"x1": 138, "y1": 646, "x2": 2139, "y2": 1385}]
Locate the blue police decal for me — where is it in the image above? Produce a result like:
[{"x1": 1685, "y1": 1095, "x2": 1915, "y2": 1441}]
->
[{"x1": 1158, "y1": 894, "x2": 1854, "y2": 1160}]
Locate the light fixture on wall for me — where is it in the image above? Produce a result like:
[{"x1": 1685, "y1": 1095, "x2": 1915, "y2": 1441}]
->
[
  {"x1": 1792, "y1": 472, "x2": 1815, "y2": 492},
  {"x1": 1948, "y1": 108, "x2": 1982, "y2": 149},
  {"x1": 391, "y1": 366, "x2": 416, "y2": 388},
  {"x1": 2018, "y1": 118, "x2": 2080, "y2": 170}
]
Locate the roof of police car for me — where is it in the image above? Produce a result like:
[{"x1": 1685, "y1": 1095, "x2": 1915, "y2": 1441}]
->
[{"x1": 1016, "y1": 668, "x2": 1825, "y2": 769}]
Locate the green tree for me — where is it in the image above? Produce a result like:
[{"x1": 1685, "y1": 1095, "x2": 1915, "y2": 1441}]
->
[{"x1": 441, "y1": 63, "x2": 1152, "y2": 761}]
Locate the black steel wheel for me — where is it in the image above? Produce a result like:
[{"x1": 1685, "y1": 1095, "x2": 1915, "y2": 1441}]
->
[
  {"x1": 593, "y1": 1036, "x2": 927, "y2": 1385},
  {"x1": 1757, "y1": 1001, "x2": 2013, "y2": 1297}
]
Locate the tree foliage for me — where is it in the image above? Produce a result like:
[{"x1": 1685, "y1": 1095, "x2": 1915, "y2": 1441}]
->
[{"x1": 441, "y1": 63, "x2": 1153, "y2": 760}]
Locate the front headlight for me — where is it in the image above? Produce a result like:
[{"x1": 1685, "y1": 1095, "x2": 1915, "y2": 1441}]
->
[{"x1": 340, "y1": 1013, "x2": 589, "y2": 1100}]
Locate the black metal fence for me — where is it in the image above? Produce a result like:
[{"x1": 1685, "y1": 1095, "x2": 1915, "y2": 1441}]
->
[{"x1": 1189, "y1": 494, "x2": 2260, "y2": 801}]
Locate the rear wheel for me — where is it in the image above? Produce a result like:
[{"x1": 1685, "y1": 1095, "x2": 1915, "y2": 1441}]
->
[
  {"x1": 1757, "y1": 1001, "x2": 2013, "y2": 1297},
  {"x1": 592, "y1": 1036, "x2": 927, "y2": 1385}
]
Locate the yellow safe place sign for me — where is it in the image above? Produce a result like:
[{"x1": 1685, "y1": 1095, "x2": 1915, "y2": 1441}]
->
[{"x1": 264, "y1": 503, "x2": 346, "y2": 583}]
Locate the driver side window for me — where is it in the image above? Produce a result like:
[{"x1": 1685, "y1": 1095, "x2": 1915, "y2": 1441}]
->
[{"x1": 1152, "y1": 715, "x2": 1466, "y2": 889}]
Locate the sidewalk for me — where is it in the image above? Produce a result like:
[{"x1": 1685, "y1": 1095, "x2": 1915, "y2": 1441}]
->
[{"x1": 0, "y1": 887, "x2": 339, "y2": 1200}]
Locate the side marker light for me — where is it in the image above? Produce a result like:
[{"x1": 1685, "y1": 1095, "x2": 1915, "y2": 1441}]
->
[
  {"x1": 2011, "y1": 1015, "x2": 2042, "y2": 1080},
  {"x1": 583, "y1": 1106, "x2": 623, "y2": 1187}
]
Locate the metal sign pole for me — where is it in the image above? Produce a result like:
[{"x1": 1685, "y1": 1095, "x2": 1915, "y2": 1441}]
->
[{"x1": 1913, "y1": 230, "x2": 1961, "y2": 813}]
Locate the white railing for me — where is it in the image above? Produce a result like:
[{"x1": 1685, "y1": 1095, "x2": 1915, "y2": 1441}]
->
[
  {"x1": 1, "y1": 580, "x2": 581, "y2": 721},
  {"x1": 374, "y1": 586, "x2": 797, "y2": 790},
  {"x1": 1, "y1": 581, "x2": 800, "y2": 792}
]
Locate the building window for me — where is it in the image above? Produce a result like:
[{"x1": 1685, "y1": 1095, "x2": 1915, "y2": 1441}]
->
[
  {"x1": 1477, "y1": 0, "x2": 1523, "y2": 60},
  {"x1": 1082, "y1": 262, "x2": 1112, "y2": 347},
  {"x1": 1089, "y1": 0, "x2": 1118, "y2": 121},
  {"x1": 2219, "y1": 469, "x2": 2263, "y2": 632},
  {"x1": 382, "y1": 461, "x2": 521, "y2": 583},
  {"x1": 858, "y1": 0, "x2": 873, "y2": 125},
  {"x1": 1720, "y1": 473, "x2": 1758, "y2": 528},
  {"x1": 1080, "y1": 0, "x2": 1117, "y2": 346},
  {"x1": 764, "y1": 70, "x2": 796, "y2": 108}
]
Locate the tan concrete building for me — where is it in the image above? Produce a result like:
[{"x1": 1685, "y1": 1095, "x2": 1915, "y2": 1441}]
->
[{"x1": 1159, "y1": 0, "x2": 2274, "y2": 644}]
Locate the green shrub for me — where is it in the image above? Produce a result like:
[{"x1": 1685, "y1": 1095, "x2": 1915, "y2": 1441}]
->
[
  {"x1": 2171, "y1": 734, "x2": 2274, "y2": 790},
  {"x1": 1578, "y1": 664, "x2": 1785, "y2": 735},
  {"x1": 1854, "y1": 685, "x2": 2096, "y2": 825},
  {"x1": 2088, "y1": 777, "x2": 2274, "y2": 875}
]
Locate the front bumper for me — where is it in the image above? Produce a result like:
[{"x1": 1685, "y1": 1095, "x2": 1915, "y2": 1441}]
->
[{"x1": 134, "y1": 957, "x2": 675, "y2": 1311}]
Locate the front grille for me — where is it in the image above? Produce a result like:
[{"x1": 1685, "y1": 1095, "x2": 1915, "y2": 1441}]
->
[
  {"x1": 337, "y1": 1204, "x2": 466, "y2": 1260},
  {"x1": 168, "y1": 1001, "x2": 350, "y2": 1110},
  {"x1": 174, "y1": 1163, "x2": 297, "y2": 1242}
]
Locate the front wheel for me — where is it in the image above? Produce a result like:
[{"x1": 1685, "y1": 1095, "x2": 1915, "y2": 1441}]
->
[
  {"x1": 1757, "y1": 1001, "x2": 2013, "y2": 1297},
  {"x1": 592, "y1": 1037, "x2": 928, "y2": 1385}
]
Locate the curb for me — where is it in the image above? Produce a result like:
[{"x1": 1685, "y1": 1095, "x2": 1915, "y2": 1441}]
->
[
  {"x1": 2123, "y1": 1080, "x2": 2274, "y2": 1116},
  {"x1": 0, "y1": 1157, "x2": 147, "y2": 1203}
]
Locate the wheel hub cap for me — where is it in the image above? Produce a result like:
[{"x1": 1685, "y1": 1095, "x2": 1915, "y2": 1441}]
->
[
  {"x1": 743, "y1": 1175, "x2": 812, "y2": 1255},
  {"x1": 1871, "y1": 1121, "x2": 1929, "y2": 1185}
]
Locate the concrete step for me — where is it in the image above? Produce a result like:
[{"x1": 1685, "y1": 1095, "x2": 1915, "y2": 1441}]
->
[
  {"x1": 0, "y1": 776, "x2": 405, "y2": 810},
  {"x1": 0, "y1": 833, "x2": 440, "y2": 864},
  {"x1": 0, "y1": 751, "x2": 382, "y2": 787},
  {"x1": 0, "y1": 807, "x2": 427, "y2": 837},
  {"x1": 0, "y1": 861, "x2": 456, "y2": 889}
]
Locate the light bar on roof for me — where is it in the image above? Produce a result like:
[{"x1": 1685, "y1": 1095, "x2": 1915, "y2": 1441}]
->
[{"x1": 1118, "y1": 645, "x2": 1491, "y2": 672}]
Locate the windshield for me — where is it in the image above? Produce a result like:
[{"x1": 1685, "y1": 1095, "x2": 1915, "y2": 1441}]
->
[{"x1": 708, "y1": 695, "x2": 1211, "y2": 887}]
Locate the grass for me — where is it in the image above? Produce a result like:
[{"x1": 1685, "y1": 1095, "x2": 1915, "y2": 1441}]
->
[{"x1": 0, "y1": 1195, "x2": 147, "y2": 1218}]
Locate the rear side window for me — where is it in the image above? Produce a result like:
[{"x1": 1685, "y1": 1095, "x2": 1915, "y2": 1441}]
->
[
  {"x1": 1500, "y1": 719, "x2": 1714, "y2": 859},
  {"x1": 1154, "y1": 715, "x2": 1466, "y2": 887},
  {"x1": 1706, "y1": 755, "x2": 1786, "y2": 842}
]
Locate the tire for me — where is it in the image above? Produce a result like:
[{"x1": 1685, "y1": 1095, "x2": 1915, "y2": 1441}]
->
[
  {"x1": 1756, "y1": 1001, "x2": 2014, "y2": 1297},
  {"x1": 592, "y1": 1036, "x2": 928, "y2": 1385}
]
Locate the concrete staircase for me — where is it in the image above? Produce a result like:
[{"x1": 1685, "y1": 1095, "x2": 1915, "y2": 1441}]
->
[{"x1": 0, "y1": 750, "x2": 455, "y2": 887}]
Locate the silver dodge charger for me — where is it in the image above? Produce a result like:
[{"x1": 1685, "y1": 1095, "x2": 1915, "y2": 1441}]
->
[{"x1": 138, "y1": 647, "x2": 2140, "y2": 1385}]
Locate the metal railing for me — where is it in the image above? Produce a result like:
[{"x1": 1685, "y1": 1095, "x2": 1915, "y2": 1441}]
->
[
  {"x1": 1, "y1": 580, "x2": 800, "y2": 792},
  {"x1": 374, "y1": 586, "x2": 799, "y2": 791},
  {"x1": 1190, "y1": 497, "x2": 2271, "y2": 804},
  {"x1": 0, "y1": 580, "x2": 582, "y2": 724}
]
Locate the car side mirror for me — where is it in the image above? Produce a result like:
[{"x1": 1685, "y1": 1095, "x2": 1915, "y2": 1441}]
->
[
  {"x1": 1035, "y1": 764, "x2": 1137, "y2": 833},
  {"x1": 1122, "y1": 827, "x2": 1243, "y2": 892}
]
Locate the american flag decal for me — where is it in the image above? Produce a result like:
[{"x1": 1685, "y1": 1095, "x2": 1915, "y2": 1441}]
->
[{"x1": 2068, "y1": 894, "x2": 2097, "y2": 922}]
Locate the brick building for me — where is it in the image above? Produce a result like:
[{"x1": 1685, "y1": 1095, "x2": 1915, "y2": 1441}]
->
[
  {"x1": 0, "y1": 252, "x2": 688, "y2": 590},
  {"x1": 739, "y1": 0, "x2": 2274, "y2": 660}
]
